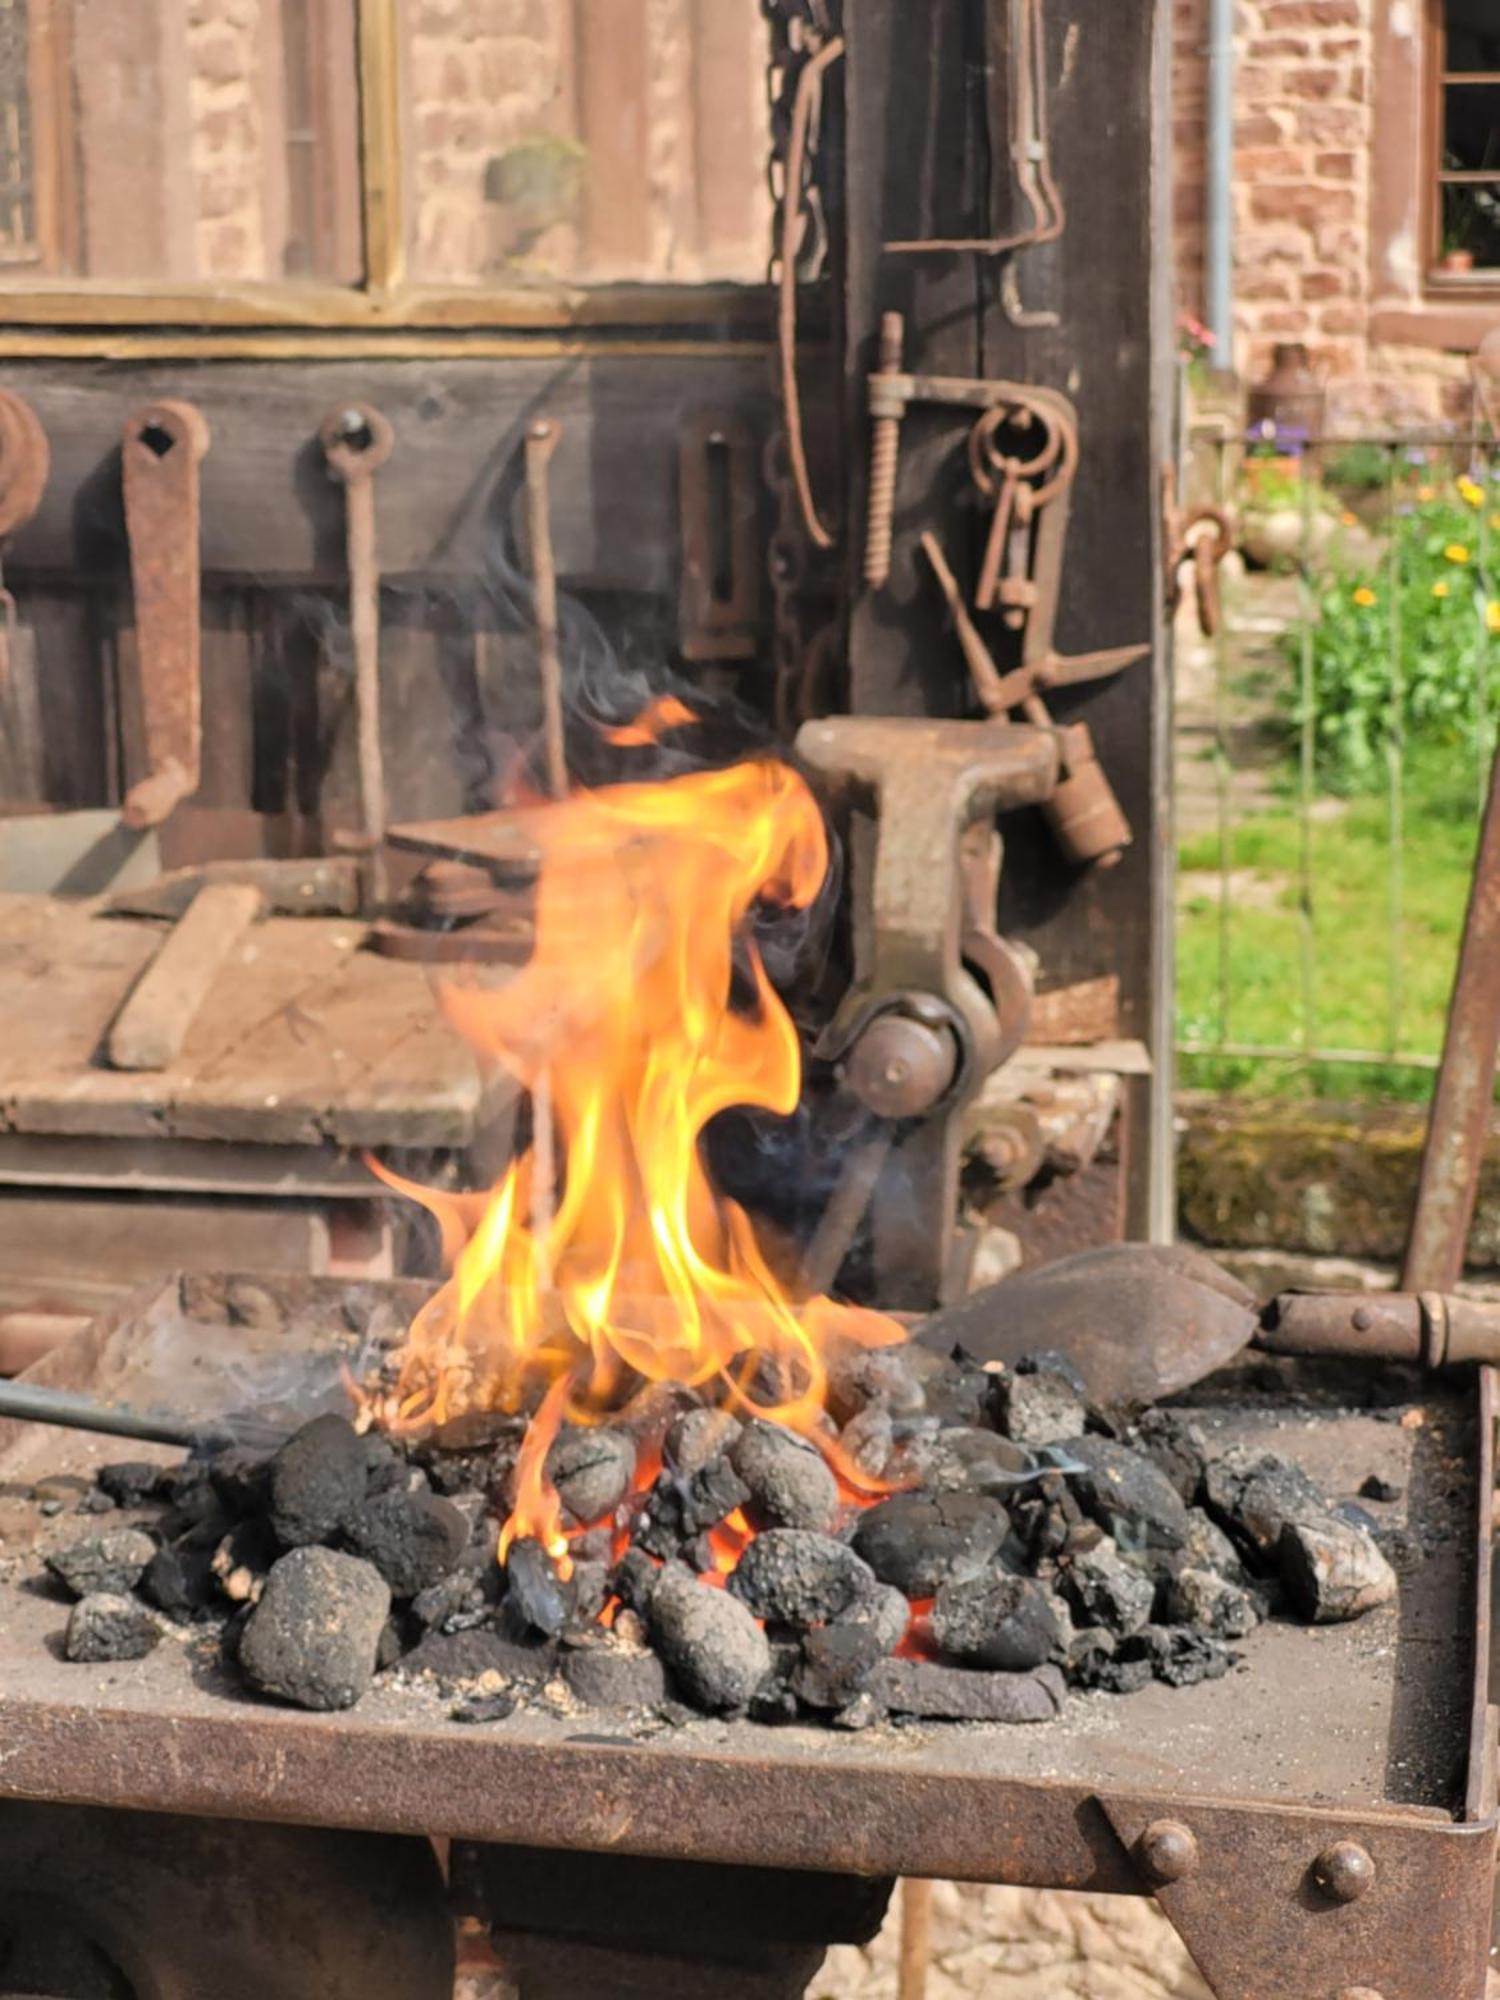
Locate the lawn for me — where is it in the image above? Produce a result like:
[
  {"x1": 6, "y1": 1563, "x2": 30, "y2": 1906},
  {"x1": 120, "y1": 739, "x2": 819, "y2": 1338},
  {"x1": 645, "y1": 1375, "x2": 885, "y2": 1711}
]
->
[{"x1": 1176, "y1": 758, "x2": 1482, "y2": 1101}]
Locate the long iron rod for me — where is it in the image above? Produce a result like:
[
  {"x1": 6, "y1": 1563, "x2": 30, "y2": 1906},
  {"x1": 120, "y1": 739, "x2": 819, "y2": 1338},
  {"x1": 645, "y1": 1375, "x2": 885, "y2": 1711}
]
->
[
  {"x1": 0, "y1": 1379, "x2": 288, "y2": 1453},
  {"x1": 1402, "y1": 734, "x2": 1500, "y2": 1290}
]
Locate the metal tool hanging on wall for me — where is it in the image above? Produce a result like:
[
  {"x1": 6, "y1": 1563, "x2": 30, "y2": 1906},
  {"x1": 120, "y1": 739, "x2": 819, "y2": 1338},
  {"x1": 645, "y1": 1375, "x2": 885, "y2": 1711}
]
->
[
  {"x1": 320, "y1": 402, "x2": 394, "y2": 907},
  {"x1": 120, "y1": 399, "x2": 211, "y2": 830},
  {"x1": 862, "y1": 318, "x2": 1147, "y2": 867},
  {"x1": 884, "y1": 0, "x2": 1064, "y2": 328}
]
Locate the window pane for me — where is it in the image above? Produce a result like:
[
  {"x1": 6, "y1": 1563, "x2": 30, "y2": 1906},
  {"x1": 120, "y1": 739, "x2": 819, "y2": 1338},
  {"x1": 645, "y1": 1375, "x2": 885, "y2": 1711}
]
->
[
  {"x1": 1439, "y1": 181, "x2": 1500, "y2": 269},
  {"x1": 0, "y1": 0, "x2": 362, "y2": 284},
  {"x1": 406, "y1": 0, "x2": 773, "y2": 288},
  {"x1": 1445, "y1": 0, "x2": 1500, "y2": 74},
  {"x1": 1444, "y1": 82, "x2": 1500, "y2": 173}
]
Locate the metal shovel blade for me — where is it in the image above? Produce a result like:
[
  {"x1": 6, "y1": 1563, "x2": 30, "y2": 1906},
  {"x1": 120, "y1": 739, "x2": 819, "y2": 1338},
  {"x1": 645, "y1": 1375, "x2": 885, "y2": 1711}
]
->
[{"x1": 913, "y1": 1243, "x2": 1259, "y2": 1405}]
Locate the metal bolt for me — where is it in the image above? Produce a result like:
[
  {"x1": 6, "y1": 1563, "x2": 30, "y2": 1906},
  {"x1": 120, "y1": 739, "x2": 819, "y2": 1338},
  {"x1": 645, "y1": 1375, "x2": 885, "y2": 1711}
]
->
[
  {"x1": 1135, "y1": 1819, "x2": 1199, "y2": 1884},
  {"x1": 1351, "y1": 1306, "x2": 1373, "y2": 1332},
  {"x1": 1313, "y1": 1840, "x2": 1375, "y2": 1903}
]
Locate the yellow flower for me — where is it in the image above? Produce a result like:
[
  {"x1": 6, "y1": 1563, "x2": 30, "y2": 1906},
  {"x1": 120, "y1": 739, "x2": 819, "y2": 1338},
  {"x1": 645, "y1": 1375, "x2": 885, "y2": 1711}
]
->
[
  {"x1": 1445, "y1": 543, "x2": 1472, "y2": 563},
  {"x1": 1352, "y1": 586, "x2": 1377, "y2": 607},
  {"x1": 1488, "y1": 601, "x2": 1500, "y2": 634},
  {"x1": 1433, "y1": 580, "x2": 1451, "y2": 598},
  {"x1": 1340, "y1": 510, "x2": 1357, "y2": 526},
  {"x1": 1459, "y1": 475, "x2": 1485, "y2": 508},
  {"x1": 1490, "y1": 513, "x2": 1500, "y2": 532}
]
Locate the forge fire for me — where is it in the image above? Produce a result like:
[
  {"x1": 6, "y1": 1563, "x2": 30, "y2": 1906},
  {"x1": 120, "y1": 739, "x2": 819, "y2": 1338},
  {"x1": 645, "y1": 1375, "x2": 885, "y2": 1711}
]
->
[
  {"x1": 355, "y1": 747, "x2": 903, "y2": 1577},
  {"x1": 33, "y1": 748, "x2": 1399, "y2": 1729}
]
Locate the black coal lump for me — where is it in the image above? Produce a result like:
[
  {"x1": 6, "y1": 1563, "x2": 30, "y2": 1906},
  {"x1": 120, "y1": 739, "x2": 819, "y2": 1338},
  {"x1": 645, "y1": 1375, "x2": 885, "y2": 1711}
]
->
[
  {"x1": 95, "y1": 1460, "x2": 171, "y2": 1508},
  {"x1": 931, "y1": 1569, "x2": 1064, "y2": 1671},
  {"x1": 139, "y1": 1543, "x2": 218, "y2": 1620},
  {"x1": 665, "y1": 1408, "x2": 743, "y2": 1477},
  {"x1": 502, "y1": 1536, "x2": 575, "y2": 1639},
  {"x1": 238, "y1": 1546, "x2": 390, "y2": 1711},
  {"x1": 730, "y1": 1421, "x2": 839, "y2": 1532},
  {"x1": 268, "y1": 1414, "x2": 367, "y2": 1548},
  {"x1": 917, "y1": 1427, "x2": 1032, "y2": 1495},
  {"x1": 728, "y1": 1529, "x2": 877, "y2": 1629},
  {"x1": 647, "y1": 1564, "x2": 772, "y2": 1712},
  {"x1": 1056, "y1": 1539, "x2": 1155, "y2": 1637},
  {"x1": 46, "y1": 1528, "x2": 157, "y2": 1601},
  {"x1": 208, "y1": 1448, "x2": 273, "y2": 1519},
  {"x1": 347, "y1": 1488, "x2": 468, "y2": 1599},
  {"x1": 992, "y1": 1369, "x2": 1087, "y2": 1448},
  {"x1": 792, "y1": 1620, "x2": 891, "y2": 1709},
  {"x1": 918, "y1": 1353, "x2": 992, "y2": 1427},
  {"x1": 1201, "y1": 1442, "x2": 1328, "y2": 1560},
  {"x1": 563, "y1": 1636, "x2": 670, "y2": 1709},
  {"x1": 1164, "y1": 1566, "x2": 1260, "y2": 1640},
  {"x1": 547, "y1": 1426, "x2": 637, "y2": 1526},
  {"x1": 65, "y1": 1592, "x2": 161, "y2": 1664},
  {"x1": 410, "y1": 1567, "x2": 485, "y2": 1633},
  {"x1": 851, "y1": 1490, "x2": 1009, "y2": 1597},
  {"x1": 1057, "y1": 1437, "x2": 1190, "y2": 1556},
  {"x1": 1118, "y1": 1624, "x2": 1236, "y2": 1689},
  {"x1": 1359, "y1": 1473, "x2": 1402, "y2": 1504},
  {"x1": 1130, "y1": 1410, "x2": 1208, "y2": 1503},
  {"x1": 608, "y1": 1545, "x2": 662, "y2": 1616}
]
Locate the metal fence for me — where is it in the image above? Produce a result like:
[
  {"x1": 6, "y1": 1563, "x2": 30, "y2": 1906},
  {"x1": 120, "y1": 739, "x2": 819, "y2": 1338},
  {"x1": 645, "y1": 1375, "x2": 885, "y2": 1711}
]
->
[{"x1": 1174, "y1": 427, "x2": 1498, "y2": 1087}]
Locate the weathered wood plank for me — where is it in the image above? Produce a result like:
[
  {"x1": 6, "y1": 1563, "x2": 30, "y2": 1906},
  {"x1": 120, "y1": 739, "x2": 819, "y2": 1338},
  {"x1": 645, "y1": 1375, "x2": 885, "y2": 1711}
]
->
[
  {"x1": 107, "y1": 881, "x2": 266, "y2": 1071},
  {"x1": 0, "y1": 905, "x2": 481, "y2": 1147},
  {"x1": 0, "y1": 356, "x2": 776, "y2": 588}
]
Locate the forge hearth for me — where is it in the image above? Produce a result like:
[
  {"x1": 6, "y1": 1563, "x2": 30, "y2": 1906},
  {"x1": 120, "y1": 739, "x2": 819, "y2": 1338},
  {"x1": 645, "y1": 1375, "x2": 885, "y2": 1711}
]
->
[
  {"x1": 8, "y1": 1271, "x2": 1404, "y2": 1735},
  {"x1": 0, "y1": 1273, "x2": 1492, "y2": 2000}
]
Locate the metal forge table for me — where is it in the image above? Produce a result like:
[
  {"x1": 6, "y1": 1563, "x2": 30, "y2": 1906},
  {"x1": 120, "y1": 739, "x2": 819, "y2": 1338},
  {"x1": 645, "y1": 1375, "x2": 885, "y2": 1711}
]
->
[{"x1": 0, "y1": 1273, "x2": 1494, "y2": 2000}]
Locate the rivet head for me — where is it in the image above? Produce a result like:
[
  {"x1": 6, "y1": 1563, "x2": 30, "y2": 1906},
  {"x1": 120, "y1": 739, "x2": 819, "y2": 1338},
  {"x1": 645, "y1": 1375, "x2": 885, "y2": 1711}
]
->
[
  {"x1": 1136, "y1": 1819, "x2": 1199, "y2": 1884},
  {"x1": 1313, "y1": 1840, "x2": 1376, "y2": 1903}
]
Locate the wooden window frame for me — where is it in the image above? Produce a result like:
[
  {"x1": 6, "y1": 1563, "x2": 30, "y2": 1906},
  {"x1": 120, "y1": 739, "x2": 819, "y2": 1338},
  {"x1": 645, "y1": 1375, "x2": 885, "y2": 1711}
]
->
[
  {"x1": 0, "y1": 0, "x2": 776, "y2": 353},
  {"x1": 1423, "y1": 0, "x2": 1500, "y2": 299}
]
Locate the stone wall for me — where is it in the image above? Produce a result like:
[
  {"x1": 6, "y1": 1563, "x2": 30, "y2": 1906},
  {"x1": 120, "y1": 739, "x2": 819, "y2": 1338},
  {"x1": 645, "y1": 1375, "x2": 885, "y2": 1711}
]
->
[
  {"x1": 405, "y1": 0, "x2": 769, "y2": 286},
  {"x1": 187, "y1": 0, "x2": 273, "y2": 280},
  {"x1": 1172, "y1": 0, "x2": 1473, "y2": 430}
]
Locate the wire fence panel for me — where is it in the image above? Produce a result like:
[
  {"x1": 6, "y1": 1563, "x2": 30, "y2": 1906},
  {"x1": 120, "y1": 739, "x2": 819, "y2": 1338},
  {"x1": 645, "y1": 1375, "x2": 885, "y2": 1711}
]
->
[{"x1": 1175, "y1": 430, "x2": 1498, "y2": 1098}]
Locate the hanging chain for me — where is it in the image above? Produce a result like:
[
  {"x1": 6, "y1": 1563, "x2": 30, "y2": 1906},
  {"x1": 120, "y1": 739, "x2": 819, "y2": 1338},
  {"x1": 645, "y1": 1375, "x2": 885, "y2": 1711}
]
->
[{"x1": 761, "y1": 0, "x2": 845, "y2": 734}]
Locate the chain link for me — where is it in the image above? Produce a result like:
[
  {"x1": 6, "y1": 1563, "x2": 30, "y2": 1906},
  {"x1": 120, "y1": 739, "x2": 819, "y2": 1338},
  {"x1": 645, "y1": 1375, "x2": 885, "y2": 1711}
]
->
[{"x1": 761, "y1": 0, "x2": 844, "y2": 734}]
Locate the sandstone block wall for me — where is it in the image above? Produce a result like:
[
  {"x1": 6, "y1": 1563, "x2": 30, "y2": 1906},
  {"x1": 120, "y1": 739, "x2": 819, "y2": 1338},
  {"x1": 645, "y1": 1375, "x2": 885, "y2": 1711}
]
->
[{"x1": 1172, "y1": 0, "x2": 1473, "y2": 430}]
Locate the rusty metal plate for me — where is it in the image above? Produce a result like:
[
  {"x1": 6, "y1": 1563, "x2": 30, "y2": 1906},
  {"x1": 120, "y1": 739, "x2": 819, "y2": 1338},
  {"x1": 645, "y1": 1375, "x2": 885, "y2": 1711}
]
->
[{"x1": 0, "y1": 1274, "x2": 1486, "y2": 1960}]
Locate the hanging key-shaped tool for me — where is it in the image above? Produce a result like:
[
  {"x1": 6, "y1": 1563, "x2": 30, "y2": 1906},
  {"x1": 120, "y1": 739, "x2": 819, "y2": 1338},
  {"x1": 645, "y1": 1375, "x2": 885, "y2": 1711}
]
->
[
  {"x1": 120, "y1": 400, "x2": 210, "y2": 830},
  {"x1": 922, "y1": 395, "x2": 1149, "y2": 872},
  {"x1": 320, "y1": 403, "x2": 395, "y2": 907},
  {"x1": 968, "y1": 399, "x2": 1076, "y2": 624}
]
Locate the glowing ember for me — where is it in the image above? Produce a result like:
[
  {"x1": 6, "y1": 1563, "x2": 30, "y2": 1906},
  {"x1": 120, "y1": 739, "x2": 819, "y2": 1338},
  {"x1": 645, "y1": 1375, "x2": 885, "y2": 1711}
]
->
[{"x1": 360, "y1": 746, "x2": 903, "y2": 1578}]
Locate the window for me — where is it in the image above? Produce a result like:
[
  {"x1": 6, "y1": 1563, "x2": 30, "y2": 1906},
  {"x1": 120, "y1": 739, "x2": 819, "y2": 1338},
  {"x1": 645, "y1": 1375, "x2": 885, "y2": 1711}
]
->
[
  {"x1": 0, "y1": 0, "x2": 776, "y2": 337},
  {"x1": 1431, "y1": 0, "x2": 1500, "y2": 279}
]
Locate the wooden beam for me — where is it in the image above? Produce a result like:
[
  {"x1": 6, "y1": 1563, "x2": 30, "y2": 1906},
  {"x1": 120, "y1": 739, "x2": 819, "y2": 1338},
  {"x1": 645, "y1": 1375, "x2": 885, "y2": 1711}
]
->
[{"x1": 108, "y1": 881, "x2": 266, "y2": 1071}]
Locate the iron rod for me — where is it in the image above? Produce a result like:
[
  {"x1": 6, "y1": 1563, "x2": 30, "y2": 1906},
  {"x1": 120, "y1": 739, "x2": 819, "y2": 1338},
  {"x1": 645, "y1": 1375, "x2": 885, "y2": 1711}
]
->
[
  {"x1": 1402, "y1": 728, "x2": 1500, "y2": 1291},
  {"x1": 0, "y1": 1379, "x2": 288, "y2": 1453}
]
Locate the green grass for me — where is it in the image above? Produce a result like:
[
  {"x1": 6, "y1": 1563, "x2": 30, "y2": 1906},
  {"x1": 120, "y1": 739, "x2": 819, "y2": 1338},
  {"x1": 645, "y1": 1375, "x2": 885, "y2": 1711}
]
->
[{"x1": 1176, "y1": 758, "x2": 1482, "y2": 1101}]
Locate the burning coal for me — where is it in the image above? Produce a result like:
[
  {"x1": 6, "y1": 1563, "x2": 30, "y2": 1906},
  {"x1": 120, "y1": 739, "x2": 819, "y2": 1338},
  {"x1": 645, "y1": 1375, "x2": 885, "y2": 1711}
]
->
[{"x1": 358, "y1": 743, "x2": 901, "y2": 1577}]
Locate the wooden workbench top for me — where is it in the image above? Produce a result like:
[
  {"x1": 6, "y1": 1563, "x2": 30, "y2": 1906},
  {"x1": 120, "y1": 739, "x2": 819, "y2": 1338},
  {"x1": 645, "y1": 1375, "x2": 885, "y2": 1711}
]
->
[{"x1": 0, "y1": 895, "x2": 490, "y2": 1150}]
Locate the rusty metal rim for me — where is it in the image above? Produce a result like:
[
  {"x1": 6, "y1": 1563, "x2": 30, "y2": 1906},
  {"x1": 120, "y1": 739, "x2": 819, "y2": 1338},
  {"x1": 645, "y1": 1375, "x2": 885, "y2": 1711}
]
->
[{"x1": 0, "y1": 1693, "x2": 1482, "y2": 1889}]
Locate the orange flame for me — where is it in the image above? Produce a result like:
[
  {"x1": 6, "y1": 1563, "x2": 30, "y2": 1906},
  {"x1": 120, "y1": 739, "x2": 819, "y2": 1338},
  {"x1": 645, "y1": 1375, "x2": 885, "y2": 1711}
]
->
[
  {"x1": 361, "y1": 752, "x2": 902, "y2": 1566},
  {"x1": 598, "y1": 694, "x2": 698, "y2": 747}
]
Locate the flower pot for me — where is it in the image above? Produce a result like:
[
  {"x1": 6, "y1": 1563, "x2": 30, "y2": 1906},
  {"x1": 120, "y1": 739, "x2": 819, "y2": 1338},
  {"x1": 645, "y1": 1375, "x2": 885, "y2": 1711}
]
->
[
  {"x1": 1240, "y1": 504, "x2": 1336, "y2": 569},
  {"x1": 1441, "y1": 249, "x2": 1476, "y2": 275}
]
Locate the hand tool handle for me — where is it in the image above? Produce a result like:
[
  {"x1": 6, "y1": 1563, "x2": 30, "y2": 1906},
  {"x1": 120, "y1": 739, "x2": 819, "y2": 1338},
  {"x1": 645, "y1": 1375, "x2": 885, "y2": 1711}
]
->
[{"x1": 320, "y1": 405, "x2": 395, "y2": 906}]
